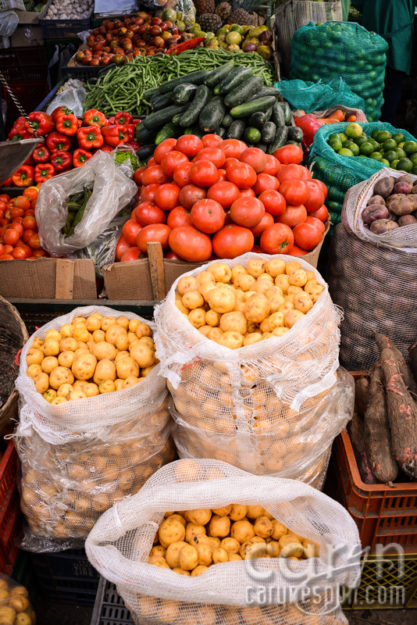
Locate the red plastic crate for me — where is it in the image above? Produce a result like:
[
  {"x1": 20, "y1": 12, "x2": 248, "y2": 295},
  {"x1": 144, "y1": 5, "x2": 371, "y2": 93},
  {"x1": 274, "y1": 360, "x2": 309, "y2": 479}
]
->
[
  {"x1": 331, "y1": 429, "x2": 417, "y2": 553},
  {"x1": 0, "y1": 441, "x2": 21, "y2": 574}
]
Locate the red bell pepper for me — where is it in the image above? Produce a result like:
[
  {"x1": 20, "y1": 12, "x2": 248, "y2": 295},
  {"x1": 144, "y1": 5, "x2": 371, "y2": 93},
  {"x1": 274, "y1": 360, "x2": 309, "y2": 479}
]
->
[
  {"x1": 73, "y1": 148, "x2": 93, "y2": 168},
  {"x1": 126, "y1": 140, "x2": 140, "y2": 152},
  {"x1": 51, "y1": 106, "x2": 73, "y2": 123},
  {"x1": 32, "y1": 145, "x2": 50, "y2": 163},
  {"x1": 55, "y1": 113, "x2": 78, "y2": 136},
  {"x1": 77, "y1": 126, "x2": 104, "y2": 149},
  {"x1": 102, "y1": 124, "x2": 131, "y2": 147},
  {"x1": 34, "y1": 163, "x2": 55, "y2": 184},
  {"x1": 8, "y1": 116, "x2": 31, "y2": 140},
  {"x1": 107, "y1": 116, "x2": 116, "y2": 125},
  {"x1": 46, "y1": 132, "x2": 71, "y2": 152},
  {"x1": 12, "y1": 165, "x2": 34, "y2": 187},
  {"x1": 100, "y1": 145, "x2": 113, "y2": 153},
  {"x1": 114, "y1": 112, "x2": 132, "y2": 125},
  {"x1": 294, "y1": 114, "x2": 324, "y2": 147},
  {"x1": 50, "y1": 150, "x2": 72, "y2": 172},
  {"x1": 83, "y1": 109, "x2": 107, "y2": 128},
  {"x1": 28, "y1": 112, "x2": 55, "y2": 136}
]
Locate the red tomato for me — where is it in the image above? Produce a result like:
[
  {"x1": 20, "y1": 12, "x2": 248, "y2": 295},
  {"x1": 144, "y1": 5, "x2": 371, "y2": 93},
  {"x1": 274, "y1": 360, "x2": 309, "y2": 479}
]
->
[
  {"x1": 142, "y1": 165, "x2": 169, "y2": 185},
  {"x1": 278, "y1": 205, "x2": 307, "y2": 228},
  {"x1": 135, "y1": 202, "x2": 166, "y2": 226},
  {"x1": 279, "y1": 180, "x2": 309, "y2": 205},
  {"x1": 202, "y1": 134, "x2": 222, "y2": 148},
  {"x1": 190, "y1": 160, "x2": 219, "y2": 187},
  {"x1": 147, "y1": 157, "x2": 156, "y2": 167},
  {"x1": 133, "y1": 166, "x2": 146, "y2": 186},
  {"x1": 28, "y1": 233, "x2": 41, "y2": 249},
  {"x1": 154, "y1": 183, "x2": 180, "y2": 211},
  {"x1": 179, "y1": 184, "x2": 206, "y2": 210},
  {"x1": 220, "y1": 139, "x2": 247, "y2": 158},
  {"x1": 0, "y1": 243, "x2": 3, "y2": 255},
  {"x1": 207, "y1": 181, "x2": 240, "y2": 209},
  {"x1": 277, "y1": 164, "x2": 311, "y2": 184},
  {"x1": 217, "y1": 168, "x2": 226, "y2": 182},
  {"x1": 0, "y1": 194, "x2": 10, "y2": 202},
  {"x1": 173, "y1": 162, "x2": 193, "y2": 187},
  {"x1": 225, "y1": 161, "x2": 257, "y2": 189},
  {"x1": 32, "y1": 249, "x2": 46, "y2": 258},
  {"x1": 141, "y1": 183, "x2": 159, "y2": 203},
  {"x1": 191, "y1": 199, "x2": 225, "y2": 234},
  {"x1": 116, "y1": 235, "x2": 130, "y2": 261},
  {"x1": 176, "y1": 135, "x2": 203, "y2": 157},
  {"x1": 314, "y1": 179, "x2": 328, "y2": 200},
  {"x1": 22, "y1": 229, "x2": 35, "y2": 244},
  {"x1": 212, "y1": 224, "x2": 254, "y2": 258},
  {"x1": 3, "y1": 228, "x2": 19, "y2": 246},
  {"x1": 122, "y1": 219, "x2": 142, "y2": 245},
  {"x1": 0, "y1": 254, "x2": 13, "y2": 260},
  {"x1": 11, "y1": 207, "x2": 24, "y2": 219},
  {"x1": 194, "y1": 147, "x2": 225, "y2": 169},
  {"x1": 22, "y1": 215, "x2": 36, "y2": 230},
  {"x1": 225, "y1": 157, "x2": 238, "y2": 167},
  {"x1": 3, "y1": 245, "x2": 13, "y2": 254},
  {"x1": 239, "y1": 147, "x2": 267, "y2": 173},
  {"x1": 153, "y1": 138, "x2": 177, "y2": 163},
  {"x1": 137, "y1": 224, "x2": 171, "y2": 253},
  {"x1": 289, "y1": 245, "x2": 308, "y2": 256},
  {"x1": 274, "y1": 145, "x2": 303, "y2": 164},
  {"x1": 259, "y1": 190, "x2": 286, "y2": 217},
  {"x1": 305, "y1": 215, "x2": 325, "y2": 234},
  {"x1": 230, "y1": 196, "x2": 265, "y2": 228},
  {"x1": 253, "y1": 173, "x2": 280, "y2": 195},
  {"x1": 121, "y1": 247, "x2": 141, "y2": 261},
  {"x1": 251, "y1": 212, "x2": 274, "y2": 237},
  {"x1": 16, "y1": 241, "x2": 31, "y2": 255},
  {"x1": 13, "y1": 196, "x2": 31, "y2": 210},
  {"x1": 169, "y1": 225, "x2": 212, "y2": 262},
  {"x1": 239, "y1": 188, "x2": 256, "y2": 198},
  {"x1": 12, "y1": 246, "x2": 28, "y2": 259},
  {"x1": 309, "y1": 204, "x2": 329, "y2": 222},
  {"x1": 260, "y1": 223, "x2": 294, "y2": 254},
  {"x1": 161, "y1": 151, "x2": 189, "y2": 178},
  {"x1": 165, "y1": 250, "x2": 180, "y2": 260},
  {"x1": 304, "y1": 180, "x2": 325, "y2": 213},
  {"x1": 167, "y1": 206, "x2": 192, "y2": 229},
  {"x1": 10, "y1": 223, "x2": 23, "y2": 237},
  {"x1": 263, "y1": 154, "x2": 281, "y2": 176}
]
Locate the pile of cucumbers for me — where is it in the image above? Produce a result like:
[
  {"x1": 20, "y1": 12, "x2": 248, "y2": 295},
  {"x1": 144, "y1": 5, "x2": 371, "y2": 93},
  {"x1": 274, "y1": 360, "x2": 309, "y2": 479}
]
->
[{"x1": 136, "y1": 62, "x2": 302, "y2": 161}]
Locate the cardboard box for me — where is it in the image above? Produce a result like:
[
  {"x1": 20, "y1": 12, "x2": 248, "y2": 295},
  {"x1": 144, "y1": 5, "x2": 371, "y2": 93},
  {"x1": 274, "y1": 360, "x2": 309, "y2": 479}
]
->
[
  {"x1": 11, "y1": 24, "x2": 43, "y2": 47},
  {"x1": 15, "y1": 10, "x2": 40, "y2": 24},
  {"x1": 0, "y1": 258, "x2": 97, "y2": 299}
]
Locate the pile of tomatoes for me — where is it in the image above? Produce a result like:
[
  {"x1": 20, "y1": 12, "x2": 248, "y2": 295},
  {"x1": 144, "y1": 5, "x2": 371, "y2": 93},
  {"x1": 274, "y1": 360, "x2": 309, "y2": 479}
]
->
[
  {"x1": 116, "y1": 137, "x2": 329, "y2": 262},
  {"x1": 0, "y1": 188, "x2": 48, "y2": 260}
]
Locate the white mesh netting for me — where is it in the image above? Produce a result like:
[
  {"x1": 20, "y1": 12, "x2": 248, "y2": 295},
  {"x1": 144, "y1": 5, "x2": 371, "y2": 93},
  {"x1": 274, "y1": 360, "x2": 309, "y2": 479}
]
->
[{"x1": 86, "y1": 459, "x2": 361, "y2": 625}]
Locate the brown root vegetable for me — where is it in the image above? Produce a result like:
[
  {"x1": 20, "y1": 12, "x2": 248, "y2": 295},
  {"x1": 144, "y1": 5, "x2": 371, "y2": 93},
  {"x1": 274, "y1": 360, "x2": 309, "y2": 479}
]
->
[
  {"x1": 373, "y1": 177, "x2": 395, "y2": 198},
  {"x1": 407, "y1": 194, "x2": 417, "y2": 210},
  {"x1": 375, "y1": 333, "x2": 417, "y2": 395},
  {"x1": 364, "y1": 363, "x2": 398, "y2": 483},
  {"x1": 399, "y1": 215, "x2": 417, "y2": 226},
  {"x1": 367, "y1": 195, "x2": 386, "y2": 206},
  {"x1": 386, "y1": 194, "x2": 414, "y2": 216},
  {"x1": 408, "y1": 342, "x2": 417, "y2": 387},
  {"x1": 362, "y1": 204, "x2": 389, "y2": 225},
  {"x1": 355, "y1": 376, "x2": 369, "y2": 416},
  {"x1": 394, "y1": 181, "x2": 413, "y2": 195},
  {"x1": 349, "y1": 411, "x2": 377, "y2": 484},
  {"x1": 370, "y1": 219, "x2": 399, "y2": 234}
]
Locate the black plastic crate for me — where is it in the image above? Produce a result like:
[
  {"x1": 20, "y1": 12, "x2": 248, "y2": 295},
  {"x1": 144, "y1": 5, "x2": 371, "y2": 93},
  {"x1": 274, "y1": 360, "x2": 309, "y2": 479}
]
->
[
  {"x1": 64, "y1": 60, "x2": 114, "y2": 82},
  {"x1": 91, "y1": 577, "x2": 134, "y2": 625},
  {"x1": 30, "y1": 548, "x2": 99, "y2": 606},
  {"x1": 39, "y1": 0, "x2": 92, "y2": 39},
  {"x1": 0, "y1": 47, "x2": 48, "y2": 83}
]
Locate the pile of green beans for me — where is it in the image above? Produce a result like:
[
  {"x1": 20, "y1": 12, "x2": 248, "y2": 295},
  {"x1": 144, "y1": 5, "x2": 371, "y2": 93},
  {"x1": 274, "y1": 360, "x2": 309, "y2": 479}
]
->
[{"x1": 84, "y1": 48, "x2": 275, "y2": 117}]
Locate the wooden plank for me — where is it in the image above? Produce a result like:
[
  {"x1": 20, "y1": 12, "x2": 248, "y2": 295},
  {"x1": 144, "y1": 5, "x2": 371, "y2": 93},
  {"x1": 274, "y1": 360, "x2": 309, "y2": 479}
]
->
[
  {"x1": 55, "y1": 259, "x2": 75, "y2": 299},
  {"x1": 147, "y1": 242, "x2": 166, "y2": 301}
]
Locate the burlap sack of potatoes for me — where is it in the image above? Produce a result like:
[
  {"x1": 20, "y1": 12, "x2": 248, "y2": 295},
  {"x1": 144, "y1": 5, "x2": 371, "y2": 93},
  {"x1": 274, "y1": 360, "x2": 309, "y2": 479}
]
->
[
  {"x1": 86, "y1": 459, "x2": 361, "y2": 625},
  {"x1": 154, "y1": 254, "x2": 353, "y2": 485},
  {"x1": 14, "y1": 306, "x2": 173, "y2": 550}
]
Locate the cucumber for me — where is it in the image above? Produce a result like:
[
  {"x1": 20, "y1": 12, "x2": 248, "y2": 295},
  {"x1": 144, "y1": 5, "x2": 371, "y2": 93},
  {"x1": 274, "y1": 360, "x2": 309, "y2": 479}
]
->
[
  {"x1": 218, "y1": 126, "x2": 227, "y2": 138},
  {"x1": 136, "y1": 144, "x2": 155, "y2": 162},
  {"x1": 221, "y1": 113, "x2": 233, "y2": 128},
  {"x1": 155, "y1": 122, "x2": 180, "y2": 145},
  {"x1": 249, "y1": 111, "x2": 267, "y2": 129},
  {"x1": 281, "y1": 101, "x2": 292, "y2": 124},
  {"x1": 136, "y1": 123, "x2": 156, "y2": 144},
  {"x1": 151, "y1": 92, "x2": 172, "y2": 111},
  {"x1": 268, "y1": 126, "x2": 289, "y2": 154},
  {"x1": 229, "y1": 96, "x2": 277, "y2": 119},
  {"x1": 261, "y1": 121, "x2": 277, "y2": 145},
  {"x1": 205, "y1": 61, "x2": 234, "y2": 88},
  {"x1": 178, "y1": 85, "x2": 210, "y2": 128},
  {"x1": 199, "y1": 96, "x2": 225, "y2": 133},
  {"x1": 224, "y1": 76, "x2": 263, "y2": 108},
  {"x1": 248, "y1": 87, "x2": 282, "y2": 100},
  {"x1": 183, "y1": 126, "x2": 202, "y2": 137},
  {"x1": 143, "y1": 105, "x2": 185, "y2": 130},
  {"x1": 144, "y1": 70, "x2": 211, "y2": 98},
  {"x1": 255, "y1": 143, "x2": 267, "y2": 151},
  {"x1": 271, "y1": 100, "x2": 285, "y2": 127},
  {"x1": 227, "y1": 119, "x2": 246, "y2": 140},
  {"x1": 171, "y1": 83, "x2": 197, "y2": 104},
  {"x1": 288, "y1": 126, "x2": 304, "y2": 142},
  {"x1": 172, "y1": 113, "x2": 182, "y2": 124},
  {"x1": 214, "y1": 66, "x2": 252, "y2": 95},
  {"x1": 244, "y1": 127, "x2": 262, "y2": 144}
]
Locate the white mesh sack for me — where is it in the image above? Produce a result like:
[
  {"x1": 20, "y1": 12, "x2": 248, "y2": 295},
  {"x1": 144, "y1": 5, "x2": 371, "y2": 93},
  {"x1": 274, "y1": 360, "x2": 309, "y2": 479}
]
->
[
  {"x1": 154, "y1": 253, "x2": 353, "y2": 480},
  {"x1": 14, "y1": 306, "x2": 173, "y2": 549},
  {"x1": 329, "y1": 169, "x2": 417, "y2": 370},
  {"x1": 86, "y1": 459, "x2": 361, "y2": 625}
]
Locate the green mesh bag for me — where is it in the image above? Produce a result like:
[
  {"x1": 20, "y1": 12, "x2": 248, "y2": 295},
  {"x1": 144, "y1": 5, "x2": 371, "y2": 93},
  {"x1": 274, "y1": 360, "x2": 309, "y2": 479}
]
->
[
  {"x1": 290, "y1": 22, "x2": 388, "y2": 121},
  {"x1": 273, "y1": 78, "x2": 365, "y2": 113}
]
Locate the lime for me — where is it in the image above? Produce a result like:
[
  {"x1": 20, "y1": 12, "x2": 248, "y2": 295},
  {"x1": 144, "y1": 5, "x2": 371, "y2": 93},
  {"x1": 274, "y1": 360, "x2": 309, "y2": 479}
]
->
[
  {"x1": 382, "y1": 139, "x2": 397, "y2": 151},
  {"x1": 345, "y1": 141, "x2": 360, "y2": 155},
  {"x1": 354, "y1": 135, "x2": 368, "y2": 146},
  {"x1": 398, "y1": 142, "x2": 405, "y2": 149},
  {"x1": 338, "y1": 148, "x2": 354, "y2": 157},
  {"x1": 410, "y1": 153, "x2": 417, "y2": 165},
  {"x1": 412, "y1": 164, "x2": 417, "y2": 175},
  {"x1": 393, "y1": 132, "x2": 405, "y2": 144},
  {"x1": 396, "y1": 157, "x2": 413, "y2": 172},
  {"x1": 381, "y1": 159, "x2": 390, "y2": 166},
  {"x1": 385, "y1": 150, "x2": 398, "y2": 162},
  {"x1": 375, "y1": 130, "x2": 392, "y2": 142},
  {"x1": 339, "y1": 133, "x2": 348, "y2": 145},
  {"x1": 360, "y1": 141, "x2": 374, "y2": 155},
  {"x1": 329, "y1": 134, "x2": 342, "y2": 151},
  {"x1": 404, "y1": 141, "x2": 417, "y2": 155},
  {"x1": 391, "y1": 159, "x2": 399, "y2": 168},
  {"x1": 345, "y1": 123, "x2": 363, "y2": 139},
  {"x1": 370, "y1": 152, "x2": 383, "y2": 161},
  {"x1": 396, "y1": 148, "x2": 406, "y2": 159},
  {"x1": 369, "y1": 139, "x2": 380, "y2": 150},
  {"x1": 371, "y1": 129, "x2": 380, "y2": 140}
]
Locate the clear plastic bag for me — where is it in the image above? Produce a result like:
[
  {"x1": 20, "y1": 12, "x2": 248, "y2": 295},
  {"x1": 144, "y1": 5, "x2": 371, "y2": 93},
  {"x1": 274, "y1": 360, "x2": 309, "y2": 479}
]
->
[
  {"x1": 86, "y1": 459, "x2": 361, "y2": 625},
  {"x1": 36, "y1": 150, "x2": 137, "y2": 256},
  {"x1": 46, "y1": 79, "x2": 87, "y2": 119},
  {"x1": 0, "y1": 572, "x2": 35, "y2": 624},
  {"x1": 0, "y1": 10, "x2": 18, "y2": 37}
]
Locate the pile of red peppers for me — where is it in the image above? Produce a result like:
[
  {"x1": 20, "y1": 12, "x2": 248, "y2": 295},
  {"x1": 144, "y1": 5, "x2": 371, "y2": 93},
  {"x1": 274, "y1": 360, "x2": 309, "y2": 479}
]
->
[{"x1": 5, "y1": 107, "x2": 140, "y2": 188}]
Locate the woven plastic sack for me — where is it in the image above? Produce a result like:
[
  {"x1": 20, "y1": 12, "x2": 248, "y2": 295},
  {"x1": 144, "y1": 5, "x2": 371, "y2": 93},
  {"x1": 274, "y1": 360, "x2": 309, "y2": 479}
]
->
[
  {"x1": 36, "y1": 150, "x2": 137, "y2": 256},
  {"x1": 154, "y1": 253, "x2": 353, "y2": 480},
  {"x1": 14, "y1": 306, "x2": 173, "y2": 550},
  {"x1": 328, "y1": 170, "x2": 417, "y2": 370},
  {"x1": 0, "y1": 572, "x2": 35, "y2": 624},
  {"x1": 274, "y1": 78, "x2": 365, "y2": 113}
]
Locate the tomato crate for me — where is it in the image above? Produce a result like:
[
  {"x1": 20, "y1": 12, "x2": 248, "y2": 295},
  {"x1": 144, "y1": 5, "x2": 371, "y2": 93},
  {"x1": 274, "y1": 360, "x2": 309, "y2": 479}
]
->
[
  {"x1": 328, "y1": 429, "x2": 417, "y2": 553},
  {"x1": 90, "y1": 577, "x2": 134, "y2": 625},
  {"x1": 0, "y1": 441, "x2": 22, "y2": 574}
]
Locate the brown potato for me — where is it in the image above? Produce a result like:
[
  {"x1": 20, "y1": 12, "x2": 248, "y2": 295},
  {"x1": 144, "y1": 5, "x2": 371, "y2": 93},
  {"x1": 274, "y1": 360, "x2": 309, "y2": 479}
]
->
[
  {"x1": 177, "y1": 276, "x2": 199, "y2": 295},
  {"x1": 72, "y1": 352, "x2": 97, "y2": 381},
  {"x1": 179, "y1": 544, "x2": 199, "y2": 570},
  {"x1": 208, "y1": 262, "x2": 232, "y2": 283},
  {"x1": 26, "y1": 348, "x2": 44, "y2": 366},
  {"x1": 231, "y1": 519, "x2": 255, "y2": 543},
  {"x1": 130, "y1": 341, "x2": 155, "y2": 368},
  {"x1": 159, "y1": 518, "x2": 186, "y2": 548},
  {"x1": 93, "y1": 341, "x2": 117, "y2": 361},
  {"x1": 27, "y1": 364, "x2": 42, "y2": 379},
  {"x1": 184, "y1": 509, "x2": 212, "y2": 525},
  {"x1": 209, "y1": 515, "x2": 230, "y2": 538},
  {"x1": 254, "y1": 516, "x2": 273, "y2": 538},
  {"x1": 33, "y1": 372, "x2": 49, "y2": 394},
  {"x1": 165, "y1": 541, "x2": 188, "y2": 568},
  {"x1": 116, "y1": 356, "x2": 139, "y2": 380},
  {"x1": 58, "y1": 351, "x2": 75, "y2": 368},
  {"x1": 212, "y1": 547, "x2": 229, "y2": 564},
  {"x1": 93, "y1": 359, "x2": 116, "y2": 385}
]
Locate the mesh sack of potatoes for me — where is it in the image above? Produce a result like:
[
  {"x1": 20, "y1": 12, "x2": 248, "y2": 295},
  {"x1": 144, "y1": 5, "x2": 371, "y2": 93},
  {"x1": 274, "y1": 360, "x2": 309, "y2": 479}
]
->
[
  {"x1": 14, "y1": 306, "x2": 173, "y2": 549},
  {"x1": 0, "y1": 574, "x2": 35, "y2": 625},
  {"x1": 154, "y1": 253, "x2": 353, "y2": 481},
  {"x1": 86, "y1": 459, "x2": 361, "y2": 625}
]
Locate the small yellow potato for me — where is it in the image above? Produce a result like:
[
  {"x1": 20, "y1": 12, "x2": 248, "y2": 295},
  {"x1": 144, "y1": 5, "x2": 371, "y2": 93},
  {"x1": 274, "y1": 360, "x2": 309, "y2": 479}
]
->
[
  {"x1": 173, "y1": 568, "x2": 190, "y2": 576},
  {"x1": 289, "y1": 269, "x2": 308, "y2": 287},
  {"x1": 51, "y1": 396, "x2": 67, "y2": 405},
  {"x1": 244, "y1": 294, "x2": 270, "y2": 323},
  {"x1": 138, "y1": 336, "x2": 155, "y2": 350},
  {"x1": 165, "y1": 541, "x2": 189, "y2": 568},
  {"x1": 182, "y1": 290, "x2": 204, "y2": 310},
  {"x1": 303, "y1": 542, "x2": 319, "y2": 558},
  {"x1": 254, "y1": 516, "x2": 273, "y2": 538},
  {"x1": 236, "y1": 272, "x2": 256, "y2": 292},
  {"x1": 271, "y1": 520, "x2": 287, "y2": 540},
  {"x1": 217, "y1": 331, "x2": 243, "y2": 350},
  {"x1": 60, "y1": 323, "x2": 73, "y2": 337},
  {"x1": 212, "y1": 505, "x2": 232, "y2": 516},
  {"x1": 272, "y1": 327, "x2": 289, "y2": 337},
  {"x1": 69, "y1": 390, "x2": 87, "y2": 400},
  {"x1": 275, "y1": 274, "x2": 290, "y2": 292},
  {"x1": 246, "y1": 258, "x2": 265, "y2": 278},
  {"x1": 304, "y1": 280, "x2": 325, "y2": 302},
  {"x1": 280, "y1": 542, "x2": 304, "y2": 558},
  {"x1": 100, "y1": 317, "x2": 115, "y2": 331},
  {"x1": 116, "y1": 316, "x2": 129, "y2": 329},
  {"x1": 92, "y1": 341, "x2": 117, "y2": 361},
  {"x1": 26, "y1": 348, "x2": 44, "y2": 366},
  {"x1": 241, "y1": 537, "x2": 267, "y2": 559},
  {"x1": 99, "y1": 380, "x2": 115, "y2": 393},
  {"x1": 196, "y1": 542, "x2": 212, "y2": 566},
  {"x1": 130, "y1": 341, "x2": 155, "y2": 368},
  {"x1": 176, "y1": 296, "x2": 189, "y2": 315},
  {"x1": 177, "y1": 276, "x2": 199, "y2": 295},
  {"x1": 254, "y1": 276, "x2": 273, "y2": 294},
  {"x1": 115, "y1": 350, "x2": 130, "y2": 362},
  {"x1": 230, "y1": 504, "x2": 247, "y2": 521},
  {"x1": 141, "y1": 366, "x2": 154, "y2": 377},
  {"x1": 72, "y1": 352, "x2": 97, "y2": 381},
  {"x1": 45, "y1": 329, "x2": 61, "y2": 341},
  {"x1": 209, "y1": 515, "x2": 230, "y2": 538},
  {"x1": 285, "y1": 261, "x2": 302, "y2": 276},
  {"x1": 86, "y1": 314, "x2": 102, "y2": 332},
  {"x1": 114, "y1": 379, "x2": 124, "y2": 391},
  {"x1": 219, "y1": 311, "x2": 247, "y2": 335},
  {"x1": 206, "y1": 286, "x2": 236, "y2": 313},
  {"x1": 116, "y1": 356, "x2": 139, "y2": 380},
  {"x1": 212, "y1": 547, "x2": 229, "y2": 564},
  {"x1": 72, "y1": 326, "x2": 90, "y2": 342},
  {"x1": 57, "y1": 383, "x2": 73, "y2": 399},
  {"x1": 135, "y1": 322, "x2": 152, "y2": 338},
  {"x1": 127, "y1": 331, "x2": 139, "y2": 344},
  {"x1": 94, "y1": 359, "x2": 116, "y2": 385},
  {"x1": 228, "y1": 553, "x2": 242, "y2": 562},
  {"x1": 196, "y1": 270, "x2": 215, "y2": 287},
  {"x1": 231, "y1": 519, "x2": 255, "y2": 544},
  {"x1": 93, "y1": 329, "x2": 105, "y2": 343},
  {"x1": 243, "y1": 333, "x2": 263, "y2": 346},
  {"x1": 116, "y1": 332, "x2": 129, "y2": 351},
  {"x1": 191, "y1": 565, "x2": 208, "y2": 576},
  {"x1": 185, "y1": 523, "x2": 206, "y2": 543},
  {"x1": 72, "y1": 316, "x2": 87, "y2": 327},
  {"x1": 123, "y1": 376, "x2": 140, "y2": 388},
  {"x1": 220, "y1": 537, "x2": 240, "y2": 554},
  {"x1": 208, "y1": 262, "x2": 232, "y2": 283},
  {"x1": 105, "y1": 324, "x2": 125, "y2": 346},
  {"x1": 265, "y1": 258, "x2": 286, "y2": 277},
  {"x1": 58, "y1": 351, "x2": 75, "y2": 368},
  {"x1": 33, "y1": 372, "x2": 49, "y2": 394},
  {"x1": 294, "y1": 292, "x2": 313, "y2": 314},
  {"x1": 267, "y1": 541, "x2": 280, "y2": 557},
  {"x1": 179, "y1": 544, "x2": 199, "y2": 571},
  {"x1": 59, "y1": 337, "x2": 77, "y2": 352},
  {"x1": 188, "y1": 308, "x2": 206, "y2": 329},
  {"x1": 149, "y1": 557, "x2": 170, "y2": 569},
  {"x1": 284, "y1": 309, "x2": 304, "y2": 329},
  {"x1": 184, "y1": 509, "x2": 212, "y2": 525},
  {"x1": 199, "y1": 325, "x2": 211, "y2": 337},
  {"x1": 150, "y1": 546, "x2": 166, "y2": 559},
  {"x1": 231, "y1": 264, "x2": 246, "y2": 283},
  {"x1": 207, "y1": 327, "x2": 223, "y2": 342},
  {"x1": 159, "y1": 518, "x2": 186, "y2": 548},
  {"x1": 168, "y1": 514, "x2": 186, "y2": 527},
  {"x1": 9, "y1": 595, "x2": 30, "y2": 612},
  {"x1": 0, "y1": 607, "x2": 16, "y2": 623},
  {"x1": 247, "y1": 506, "x2": 265, "y2": 519},
  {"x1": 278, "y1": 534, "x2": 300, "y2": 549},
  {"x1": 287, "y1": 285, "x2": 303, "y2": 296},
  {"x1": 43, "y1": 389, "x2": 56, "y2": 403},
  {"x1": 27, "y1": 364, "x2": 42, "y2": 378}
]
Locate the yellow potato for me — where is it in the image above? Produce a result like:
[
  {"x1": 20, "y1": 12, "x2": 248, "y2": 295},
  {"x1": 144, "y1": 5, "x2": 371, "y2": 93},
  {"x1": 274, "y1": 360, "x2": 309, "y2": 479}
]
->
[
  {"x1": 138, "y1": 336, "x2": 155, "y2": 350},
  {"x1": 184, "y1": 509, "x2": 212, "y2": 525},
  {"x1": 150, "y1": 545, "x2": 166, "y2": 559},
  {"x1": 247, "y1": 506, "x2": 265, "y2": 519},
  {"x1": 209, "y1": 515, "x2": 230, "y2": 538},
  {"x1": 207, "y1": 327, "x2": 223, "y2": 342},
  {"x1": 116, "y1": 316, "x2": 129, "y2": 329},
  {"x1": 9, "y1": 595, "x2": 30, "y2": 612},
  {"x1": 92, "y1": 341, "x2": 117, "y2": 361},
  {"x1": 86, "y1": 314, "x2": 102, "y2": 332},
  {"x1": 206, "y1": 286, "x2": 236, "y2": 313},
  {"x1": 265, "y1": 258, "x2": 286, "y2": 277},
  {"x1": 230, "y1": 504, "x2": 247, "y2": 521},
  {"x1": 254, "y1": 516, "x2": 273, "y2": 538},
  {"x1": 116, "y1": 356, "x2": 139, "y2": 380},
  {"x1": 244, "y1": 293, "x2": 270, "y2": 323},
  {"x1": 212, "y1": 547, "x2": 229, "y2": 564},
  {"x1": 100, "y1": 317, "x2": 115, "y2": 331},
  {"x1": 182, "y1": 290, "x2": 204, "y2": 310},
  {"x1": 165, "y1": 541, "x2": 188, "y2": 568},
  {"x1": 72, "y1": 326, "x2": 90, "y2": 343},
  {"x1": 159, "y1": 518, "x2": 186, "y2": 548},
  {"x1": 289, "y1": 269, "x2": 308, "y2": 287},
  {"x1": 141, "y1": 366, "x2": 154, "y2": 377},
  {"x1": 190, "y1": 565, "x2": 208, "y2": 576},
  {"x1": 57, "y1": 383, "x2": 73, "y2": 399},
  {"x1": 271, "y1": 520, "x2": 287, "y2": 540},
  {"x1": 72, "y1": 316, "x2": 87, "y2": 327},
  {"x1": 243, "y1": 332, "x2": 263, "y2": 346},
  {"x1": 60, "y1": 323, "x2": 73, "y2": 337},
  {"x1": 275, "y1": 274, "x2": 289, "y2": 292},
  {"x1": 177, "y1": 276, "x2": 199, "y2": 295},
  {"x1": 69, "y1": 389, "x2": 87, "y2": 401},
  {"x1": 285, "y1": 261, "x2": 302, "y2": 276},
  {"x1": 231, "y1": 264, "x2": 246, "y2": 283},
  {"x1": 280, "y1": 542, "x2": 304, "y2": 558},
  {"x1": 303, "y1": 542, "x2": 319, "y2": 558},
  {"x1": 196, "y1": 270, "x2": 215, "y2": 288},
  {"x1": 84, "y1": 382, "x2": 99, "y2": 397},
  {"x1": 231, "y1": 519, "x2": 255, "y2": 544},
  {"x1": 304, "y1": 280, "x2": 324, "y2": 302},
  {"x1": 179, "y1": 544, "x2": 198, "y2": 571},
  {"x1": 228, "y1": 553, "x2": 242, "y2": 562},
  {"x1": 51, "y1": 396, "x2": 67, "y2": 405},
  {"x1": 93, "y1": 329, "x2": 105, "y2": 343},
  {"x1": 267, "y1": 541, "x2": 280, "y2": 557},
  {"x1": 58, "y1": 351, "x2": 75, "y2": 368},
  {"x1": 188, "y1": 308, "x2": 206, "y2": 329},
  {"x1": 27, "y1": 364, "x2": 42, "y2": 379},
  {"x1": 105, "y1": 324, "x2": 126, "y2": 346},
  {"x1": 123, "y1": 376, "x2": 140, "y2": 388},
  {"x1": 246, "y1": 258, "x2": 265, "y2": 278},
  {"x1": 43, "y1": 389, "x2": 56, "y2": 403},
  {"x1": 116, "y1": 332, "x2": 129, "y2": 351},
  {"x1": 59, "y1": 337, "x2": 77, "y2": 352},
  {"x1": 26, "y1": 348, "x2": 43, "y2": 366},
  {"x1": 114, "y1": 379, "x2": 124, "y2": 391},
  {"x1": 0, "y1": 606, "x2": 16, "y2": 623},
  {"x1": 220, "y1": 537, "x2": 240, "y2": 554},
  {"x1": 287, "y1": 285, "x2": 303, "y2": 296},
  {"x1": 135, "y1": 322, "x2": 152, "y2": 338},
  {"x1": 208, "y1": 262, "x2": 232, "y2": 283},
  {"x1": 273, "y1": 327, "x2": 289, "y2": 337},
  {"x1": 33, "y1": 372, "x2": 49, "y2": 394},
  {"x1": 236, "y1": 273, "x2": 256, "y2": 292},
  {"x1": 185, "y1": 523, "x2": 206, "y2": 543},
  {"x1": 212, "y1": 505, "x2": 232, "y2": 516},
  {"x1": 199, "y1": 325, "x2": 211, "y2": 337},
  {"x1": 130, "y1": 341, "x2": 155, "y2": 368},
  {"x1": 176, "y1": 296, "x2": 189, "y2": 315},
  {"x1": 240, "y1": 537, "x2": 267, "y2": 559},
  {"x1": 72, "y1": 352, "x2": 97, "y2": 381},
  {"x1": 219, "y1": 311, "x2": 247, "y2": 335},
  {"x1": 196, "y1": 542, "x2": 212, "y2": 566},
  {"x1": 284, "y1": 309, "x2": 304, "y2": 329},
  {"x1": 168, "y1": 514, "x2": 186, "y2": 527},
  {"x1": 294, "y1": 292, "x2": 313, "y2": 314},
  {"x1": 45, "y1": 329, "x2": 60, "y2": 341},
  {"x1": 94, "y1": 359, "x2": 116, "y2": 385},
  {"x1": 217, "y1": 331, "x2": 243, "y2": 350},
  {"x1": 149, "y1": 556, "x2": 170, "y2": 569}
]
